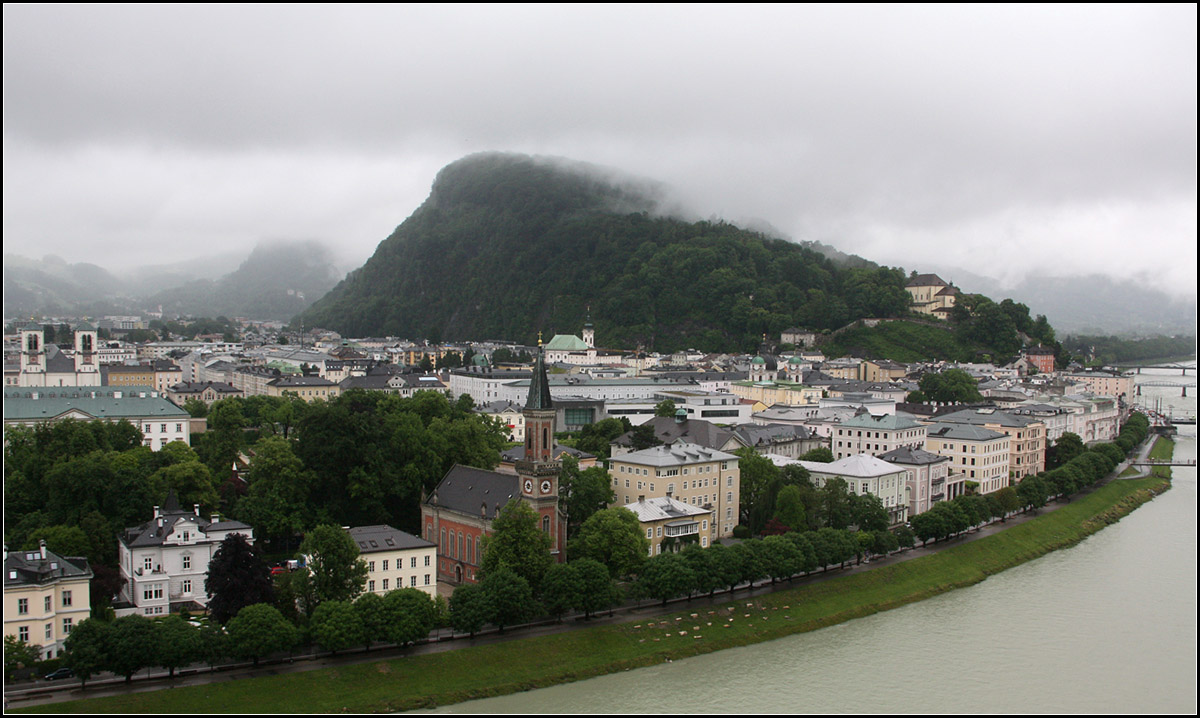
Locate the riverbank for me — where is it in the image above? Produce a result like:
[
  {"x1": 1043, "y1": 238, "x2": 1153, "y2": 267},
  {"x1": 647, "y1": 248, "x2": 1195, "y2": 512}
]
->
[{"x1": 18, "y1": 449, "x2": 1173, "y2": 714}]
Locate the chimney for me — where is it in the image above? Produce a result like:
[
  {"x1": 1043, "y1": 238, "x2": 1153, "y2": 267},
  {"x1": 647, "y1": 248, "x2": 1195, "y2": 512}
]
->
[
  {"x1": 153, "y1": 505, "x2": 160, "y2": 519},
  {"x1": 39, "y1": 539, "x2": 47, "y2": 560},
  {"x1": 194, "y1": 503, "x2": 201, "y2": 516},
  {"x1": 638, "y1": 495, "x2": 645, "y2": 503},
  {"x1": 211, "y1": 515, "x2": 220, "y2": 524}
]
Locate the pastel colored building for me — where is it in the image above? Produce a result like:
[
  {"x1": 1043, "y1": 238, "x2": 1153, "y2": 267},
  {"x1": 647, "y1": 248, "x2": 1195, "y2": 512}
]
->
[
  {"x1": 4, "y1": 542, "x2": 92, "y2": 660},
  {"x1": 609, "y1": 441, "x2": 741, "y2": 540}
]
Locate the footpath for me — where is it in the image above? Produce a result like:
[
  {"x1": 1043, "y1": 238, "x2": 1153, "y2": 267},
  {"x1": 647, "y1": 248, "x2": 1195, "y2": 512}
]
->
[{"x1": 4, "y1": 436, "x2": 1167, "y2": 710}]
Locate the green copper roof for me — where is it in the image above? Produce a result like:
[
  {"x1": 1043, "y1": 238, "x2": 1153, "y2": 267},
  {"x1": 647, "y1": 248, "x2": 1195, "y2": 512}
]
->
[
  {"x1": 525, "y1": 350, "x2": 554, "y2": 410},
  {"x1": 751, "y1": 356, "x2": 767, "y2": 365},
  {"x1": 544, "y1": 334, "x2": 589, "y2": 351}
]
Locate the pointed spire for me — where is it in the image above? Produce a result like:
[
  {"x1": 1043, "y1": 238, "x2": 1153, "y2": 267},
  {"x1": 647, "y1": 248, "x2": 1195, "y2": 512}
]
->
[{"x1": 525, "y1": 345, "x2": 554, "y2": 410}]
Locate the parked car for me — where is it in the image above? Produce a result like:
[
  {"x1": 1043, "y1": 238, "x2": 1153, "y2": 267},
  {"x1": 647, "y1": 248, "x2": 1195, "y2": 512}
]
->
[{"x1": 43, "y1": 667, "x2": 74, "y2": 681}]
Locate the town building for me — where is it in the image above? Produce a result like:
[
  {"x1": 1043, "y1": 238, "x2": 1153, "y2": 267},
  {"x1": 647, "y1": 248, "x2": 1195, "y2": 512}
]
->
[
  {"x1": 346, "y1": 525, "x2": 437, "y2": 598},
  {"x1": 923, "y1": 423, "x2": 1011, "y2": 495},
  {"x1": 608, "y1": 441, "x2": 740, "y2": 540},
  {"x1": 421, "y1": 348, "x2": 567, "y2": 584},
  {"x1": 167, "y1": 381, "x2": 245, "y2": 407},
  {"x1": 789, "y1": 454, "x2": 910, "y2": 526},
  {"x1": 832, "y1": 411, "x2": 928, "y2": 459},
  {"x1": 3, "y1": 386, "x2": 191, "y2": 450},
  {"x1": 905, "y1": 274, "x2": 958, "y2": 318},
  {"x1": 623, "y1": 495, "x2": 716, "y2": 553},
  {"x1": 926, "y1": 407, "x2": 1046, "y2": 480},
  {"x1": 115, "y1": 494, "x2": 254, "y2": 617},
  {"x1": 877, "y1": 446, "x2": 964, "y2": 516},
  {"x1": 4, "y1": 541, "x2": 92, "y2": 660}
]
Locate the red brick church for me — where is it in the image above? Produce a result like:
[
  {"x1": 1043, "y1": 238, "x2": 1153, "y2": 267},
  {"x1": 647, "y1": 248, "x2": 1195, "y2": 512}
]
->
[{"x1": 421, "y1": 346, "x2": 567, "y2": 584}]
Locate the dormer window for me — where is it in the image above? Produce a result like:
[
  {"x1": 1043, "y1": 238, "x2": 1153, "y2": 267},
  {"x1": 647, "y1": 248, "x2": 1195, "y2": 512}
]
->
[{"x1": 181, "y1": 531, "x2": 190, "y2": 542}]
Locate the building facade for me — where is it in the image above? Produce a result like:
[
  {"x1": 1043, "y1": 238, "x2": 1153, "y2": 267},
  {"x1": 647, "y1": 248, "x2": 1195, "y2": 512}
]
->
[
  {"x1": 115, "y1": 495, "x2": 254, "y2": 617},
  {"x1": 347, "y1": 525, "x2": 437, "y2": 598},
  {"x1": 4, "y1": 542, "x2": 92, "y2": 660},
  {"x1": 609, "y1": 441, "x2": 741, "y2": 540}
]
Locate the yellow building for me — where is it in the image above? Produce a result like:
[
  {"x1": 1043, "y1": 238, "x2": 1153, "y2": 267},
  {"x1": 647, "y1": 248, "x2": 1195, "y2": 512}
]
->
[
  {"x1": 905, "y1": 274, "x2": 958, "y2": 318},
  {"x1": 347, "y1": 525, "x2": 438, "y2": 599},
  {"x1": 4, "y1": 542, "x2": 92, "y2": 661},
  {"x1": 729, "y1": 380, "x2": 822, "y2": 407},
  {"x1": 609, "y1": 441, "x2": 740, "y2": 539}
]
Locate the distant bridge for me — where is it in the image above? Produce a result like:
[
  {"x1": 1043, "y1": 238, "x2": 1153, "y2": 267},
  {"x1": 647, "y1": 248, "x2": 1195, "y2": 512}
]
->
[
  {"x1": 1128, "y1": 458, "x2": 1197, "y2": 467},
  {"x1": 1115, "y1": 363, "x2": 1196, "y2": 375},
  {"x1": 1135, "y1": 380, "x2": 1195, "y2": 397}
]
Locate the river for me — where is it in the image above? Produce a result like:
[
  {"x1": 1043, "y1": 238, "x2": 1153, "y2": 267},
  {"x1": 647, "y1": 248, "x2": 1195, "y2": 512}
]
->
[{"x1": 429, "y1": 364, "x2": 1197, "y2": 713}]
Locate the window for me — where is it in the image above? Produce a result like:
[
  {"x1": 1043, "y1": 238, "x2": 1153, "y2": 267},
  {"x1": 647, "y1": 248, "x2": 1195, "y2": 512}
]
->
[
  {"x1": 382, "y1": 579, "x2": 389, "y2": 590},
  {"x1": 369, "y1": 561, "x2": 376, "y2": 572},
  {"x1": 410, "y1": 576, "x2": 417, "y2": 587},
  {"x1": 160, "y1": 424, "x2": 167, "y2": 433},
  {"x1": 18, "y1": 598, "x2": 28, "y2": 615},
  {"x1": 182, "y1": 555, "x2": 191, "y2": 570},
  {"x1": 182, "y1": 579, "x2": 192, "y2": 594},
  {"x1": 46, "y1": 623, "x2": 54, "y2": 640},
  {"x1": 368, "y1": 580, "x2": 376, "y2": 592},
  {"x1": 382, "y1": 560, "x2": 389, "y2": 571},
  {"x1": 63, "y1": 618, "x2": 73, "y2": 634},
  {"x1": 410, "y1": 557, "x2": 417, "y2": 569},
  {"x1": 144, "y1": 557, "x2": 153, "y2": 571},
  {"x1": 45, "y1": 596, "x2": 52, "y2": 612},
  {"x1": 176, "y1": 423, "x2": 182, "y2": 432},
  {"x1": 424, "y1": 574, "x2": 431, "y2": 585},
  {"x1": 19, "y1": 627, "x2": 29, "y2": 642},
  {"x1": 144, "y1": 424, "x2": 152, "y2": 433},
  {"x1": 424, "y1": 555, "x2": 430, "y2": 567}
]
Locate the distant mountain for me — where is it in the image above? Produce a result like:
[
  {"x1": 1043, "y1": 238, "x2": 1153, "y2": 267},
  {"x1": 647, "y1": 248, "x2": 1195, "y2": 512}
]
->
[
  {"x1": 4, "y1": 241, "x2": 343, "y2": 321},
  {"x1": 924, "y1": 265, "x2": 1197, "y2": 336},
  {"x1": 296, "y1": 152, "x2": 918, "y2": 352},
  {"x1": 3, "y1": 254, "x2": 129, "y2": 316},
  {"x1": 145, "y1": 241, "x2": 342, "y2": 320}
]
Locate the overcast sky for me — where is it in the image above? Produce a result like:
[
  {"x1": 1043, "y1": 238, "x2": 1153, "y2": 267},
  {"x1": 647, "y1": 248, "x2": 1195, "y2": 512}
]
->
[{"x1": 4, "y1": 5, "x2": 1196, "y2": 300}]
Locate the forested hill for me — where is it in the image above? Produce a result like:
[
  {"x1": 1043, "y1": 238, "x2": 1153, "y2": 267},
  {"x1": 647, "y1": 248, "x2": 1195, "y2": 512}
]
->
[{"x1": 296, "y1": 152, "x2": 914, "y2": 353}]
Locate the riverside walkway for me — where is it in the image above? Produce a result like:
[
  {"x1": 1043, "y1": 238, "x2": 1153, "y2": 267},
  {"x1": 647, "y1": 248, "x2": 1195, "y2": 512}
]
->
[{"x1": 5, "y1": 436, "x2": 1171, "y2": 710}]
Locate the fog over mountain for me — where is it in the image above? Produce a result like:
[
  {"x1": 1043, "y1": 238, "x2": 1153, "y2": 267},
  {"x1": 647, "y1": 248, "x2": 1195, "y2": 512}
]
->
[{"x1": 4, "y1": 5, "x2": 1195, "y2": 307}]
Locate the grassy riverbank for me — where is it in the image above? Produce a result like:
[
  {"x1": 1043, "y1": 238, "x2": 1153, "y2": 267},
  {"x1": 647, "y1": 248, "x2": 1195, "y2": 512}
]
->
[{"x1": 24, "y1": 456, "x2": 1173, "y2": 714}]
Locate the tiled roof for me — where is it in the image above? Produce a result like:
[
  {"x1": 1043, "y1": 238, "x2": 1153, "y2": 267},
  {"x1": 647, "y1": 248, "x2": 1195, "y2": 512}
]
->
[
  {"x1": 426, "y1": 464, "x2": 520, "y2": 519},
  {"x1": 3, "y1": 387, "x2": 189, "y2": 421},
  {"x1": 613, "y1": 440, "x2": 738, "y2": 467},
  {"x1": 346, "y1": 525, "x2": 434, "y2": 553},
  {"x1": 4, "y1": 546, "x2": 91, "y2": 588}
]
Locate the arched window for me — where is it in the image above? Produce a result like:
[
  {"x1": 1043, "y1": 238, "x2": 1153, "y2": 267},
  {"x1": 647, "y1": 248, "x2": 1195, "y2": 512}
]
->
[
  {"x1": 543, "y1": 427, "x2": 549, "y2": 454},
  {"x1": 542, "y1": 515, "x2": 550, "y2": 533},
  {"x1": 26, "y1": 334, "x2": 38, "y2": 352}
]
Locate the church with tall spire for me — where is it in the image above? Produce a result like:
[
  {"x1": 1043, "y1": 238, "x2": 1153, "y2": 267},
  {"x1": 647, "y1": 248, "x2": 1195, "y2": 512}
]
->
[{"x1": 420, "y1": 341, "x2": 566, "y2": 585}]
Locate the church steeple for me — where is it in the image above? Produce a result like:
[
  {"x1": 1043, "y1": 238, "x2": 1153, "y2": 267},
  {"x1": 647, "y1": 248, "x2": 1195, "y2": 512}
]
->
[
  {"x1": 525, "y1": 343, "x2": 554, "y2": 411},
  {"x1": 516, "y1": 341, "x2": 564, "y2": 559}
]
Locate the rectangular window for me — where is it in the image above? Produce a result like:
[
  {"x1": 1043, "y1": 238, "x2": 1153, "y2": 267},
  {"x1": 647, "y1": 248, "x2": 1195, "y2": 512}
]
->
[
  {"x1": 182, "y1": 555, "x2": 191, "y2": 570},
  {"x1": 19, "y1": 627, "x2": 28, "y2": 642},
  {"x1": 424, "y1": 555, "x2": 430, "y2": 567},
  {"x1": 410, "y1": 557, "x2": 416, "y2": 568},
  {"x1": 18, "y1": 598, "x2": 28, "y2": 615},
  {"x1": 410, "y1": 576, "x2": 417, "y2": 587},
  {"x1": 46, "y1": 623, "x2": 54, "y2": 640},
  {"x1": 382, "y1": 579, "x2": 389, "y2": 590},
  {"x1": 646, "y1": 528, "x2": 652, "y2": 538},
  {"x1": 63, "y1": 618, "x2": 73, "y2": 634},
  {"x1": 182, "y1": 579, "x2": 192, "y2": 594},
  {"x1": 144, "y1": 557, "x2": 153, "y2": 571},
  {"x1": 382, "y1": 560, "x2": 389, "y2": 571},
  {"x1": 369, "y1": 561, "x2": 376, "y2": 572},
  {"x1": 368, "y1": 580, "x2": 376, "y2": 592},
  {"x1": 160, "y1": 424, "x2": 167, "y2": 433},
  {"x1": 424, "y1": 574, "x2": 431, "y2": 585},
  {"x1": 45, "y1": 596, "x2": 52, "y2": 613}
]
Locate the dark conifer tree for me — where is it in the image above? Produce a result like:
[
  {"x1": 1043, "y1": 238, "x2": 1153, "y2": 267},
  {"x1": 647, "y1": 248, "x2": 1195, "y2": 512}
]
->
[{"x1": 205, "y1": 533, "x2": 274, "y2": 624}]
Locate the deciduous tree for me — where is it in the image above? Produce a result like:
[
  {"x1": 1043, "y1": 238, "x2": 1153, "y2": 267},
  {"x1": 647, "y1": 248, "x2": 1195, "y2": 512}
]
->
[{"x1": 205, "y1": 533, "x2": 274, "y2": 624}]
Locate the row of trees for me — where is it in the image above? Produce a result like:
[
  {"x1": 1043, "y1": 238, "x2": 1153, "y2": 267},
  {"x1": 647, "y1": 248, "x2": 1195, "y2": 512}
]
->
[{"x1": 735, "y1": 448, "x2": 886, "y2": 537}]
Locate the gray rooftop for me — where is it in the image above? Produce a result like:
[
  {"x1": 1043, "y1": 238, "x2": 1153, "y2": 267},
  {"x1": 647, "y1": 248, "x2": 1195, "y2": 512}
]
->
[
  {"x1": 346, "y1": 525, "x2": 434, "y2": 553},
  {"x1": 426, "y1": 464, "x2": 520, "y2": 519}
]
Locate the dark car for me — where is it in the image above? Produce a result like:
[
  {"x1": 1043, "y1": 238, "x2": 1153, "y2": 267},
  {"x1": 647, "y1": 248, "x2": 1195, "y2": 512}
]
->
[{"x1": 43, "y1": 667, "x2": 74, "y2": 681}]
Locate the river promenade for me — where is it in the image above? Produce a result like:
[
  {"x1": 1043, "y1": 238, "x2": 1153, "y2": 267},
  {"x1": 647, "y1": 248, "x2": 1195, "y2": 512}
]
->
[{"x1": 5, "y1": 435, "x2": 1169, "y2": 711}]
